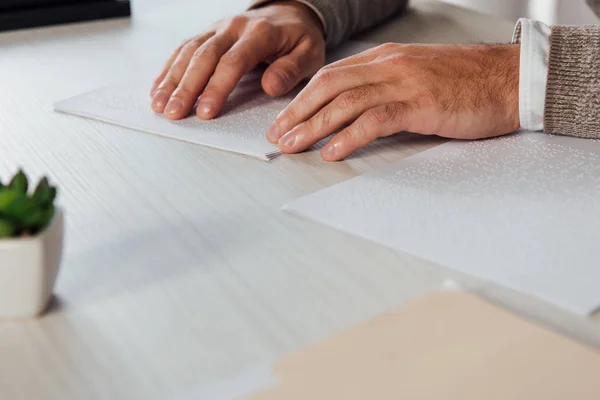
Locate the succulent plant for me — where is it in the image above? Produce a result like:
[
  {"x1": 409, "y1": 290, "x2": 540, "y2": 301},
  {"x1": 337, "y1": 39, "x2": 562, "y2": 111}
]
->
[{"x1": 0, "y1": 170, "x2": 57, "y2": 238}]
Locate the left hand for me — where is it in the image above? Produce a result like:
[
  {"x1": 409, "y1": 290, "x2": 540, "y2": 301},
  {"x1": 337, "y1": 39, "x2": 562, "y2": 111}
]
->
[{"x1": 266, "y1": 43, "x2": 521, "y2": 161}]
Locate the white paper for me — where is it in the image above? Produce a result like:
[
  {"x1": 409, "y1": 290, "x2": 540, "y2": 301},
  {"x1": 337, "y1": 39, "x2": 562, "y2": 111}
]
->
[
  {"x1": 284, "y1": 132, "x2": 600, "y2": 315},
  {"x1": 54, "y1": 41, "x2": 376, "y2": 161}
]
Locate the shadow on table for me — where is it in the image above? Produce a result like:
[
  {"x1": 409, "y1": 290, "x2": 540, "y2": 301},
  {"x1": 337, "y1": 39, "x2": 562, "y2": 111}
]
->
[
  {"x1": 42, "y1": 294, "x2": 65, "y2": 317},
  {"x1": 55, "y1": 211, "x2": 264, "y2": 309},
  {"x1": 347, "y1": 132, "x2": 447, "y2": 161},
  {"x1": 299, "y1": 132, "x2": 447, "y2": 165}
]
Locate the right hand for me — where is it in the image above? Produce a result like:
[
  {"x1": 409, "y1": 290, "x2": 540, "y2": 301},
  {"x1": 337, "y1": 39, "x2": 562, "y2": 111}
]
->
[{"x1": 150, "y1": 1, "x2": 326, "y2": 121}]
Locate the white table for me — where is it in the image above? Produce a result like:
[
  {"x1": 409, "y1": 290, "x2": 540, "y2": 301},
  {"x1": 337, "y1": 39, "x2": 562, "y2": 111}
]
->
[{"x1": 0, "y1": 1, "x2": 599, "y2": 399}]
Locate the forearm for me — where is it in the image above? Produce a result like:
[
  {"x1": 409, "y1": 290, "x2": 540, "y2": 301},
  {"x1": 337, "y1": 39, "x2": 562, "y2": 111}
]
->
[{"x1": 249, "y1": 0, "x2": 409, "y2": 48}]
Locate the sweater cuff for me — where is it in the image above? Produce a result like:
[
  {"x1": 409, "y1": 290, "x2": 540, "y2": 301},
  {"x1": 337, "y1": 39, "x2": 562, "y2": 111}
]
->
[{"x1": 544, "y1": 25, "x2": 600, "y2": 138}]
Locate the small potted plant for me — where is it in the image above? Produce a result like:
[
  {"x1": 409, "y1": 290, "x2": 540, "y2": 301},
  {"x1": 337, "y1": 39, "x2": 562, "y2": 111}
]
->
[{"x1": 0, "y1": 170, "x2": 63, "y2": 319}]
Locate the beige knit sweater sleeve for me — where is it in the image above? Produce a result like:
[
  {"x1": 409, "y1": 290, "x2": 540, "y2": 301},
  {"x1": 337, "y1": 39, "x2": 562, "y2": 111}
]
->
[
  {"x1": 250, "y1": 0, "x2": 600, "y2": 139},
  {"x1": 540, "y1": 0, "x2": 600, "y2": 138}
]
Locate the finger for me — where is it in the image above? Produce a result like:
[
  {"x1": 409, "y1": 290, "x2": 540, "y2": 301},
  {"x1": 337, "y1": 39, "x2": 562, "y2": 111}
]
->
[
  {"x1": 262, "y1": 38, "x2": 324, "y2": 97},
  {"x1": 151, "y1": 44, "x2": 183, "y2": 97},
  {"x1": 277, "y1": 84, "x2": 390, "y2": 153},
  {"x1": 321, "y1": 103, "x2": 409, "y2": 162},
  {"x1": 267, "y1": 63, "x2": 381, "y2": 142},
  {"x1": 162, "y1": 33, "x2": 237, "y2": 120},
  {"x1": 151, "y1": 32, "x2": 215, "y2": 113},
  {"x1": 195, "y1": 28, "x2": 278, "y2": 120}
]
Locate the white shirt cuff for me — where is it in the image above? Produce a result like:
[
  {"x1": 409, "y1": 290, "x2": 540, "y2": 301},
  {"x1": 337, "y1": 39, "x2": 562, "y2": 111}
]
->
[{"x1": 512, "y1": 18, "x2": 551, "y2": 132}]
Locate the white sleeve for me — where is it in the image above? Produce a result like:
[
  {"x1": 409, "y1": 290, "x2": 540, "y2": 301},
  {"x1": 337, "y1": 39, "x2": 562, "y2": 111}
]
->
[{"x1": 512, "y1": 18, "x2": 552, "y2": 132}]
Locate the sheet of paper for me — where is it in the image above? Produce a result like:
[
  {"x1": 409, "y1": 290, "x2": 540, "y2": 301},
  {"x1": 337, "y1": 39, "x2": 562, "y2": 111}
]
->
[
  {"x1": 54, "y1": 41, "x2": 376, "y2": 161},
  {"x1": 284, "y1": 132, "x2": 600, "y2": 315},
  {"x1": 184, "y1": 292, "x2": 600, "y2": 400}
]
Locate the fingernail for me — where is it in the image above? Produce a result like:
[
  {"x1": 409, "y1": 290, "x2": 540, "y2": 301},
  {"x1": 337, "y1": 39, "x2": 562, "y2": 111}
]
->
[
  {"x1": 279, "y1": 131, "x2": 296, "y2": 149},
  {"x1": 322, "y1": 142, "x2": 340, "y2": 160},
  {"x1": 266, "y1": 123, "x2": 281, "y2": 142},
  {"x1": 272, "y1": 71, "x2": 291, "y2": 93},
  {"x1": 164, "y1": 98, "x2": 183, "y2": 115},
  {"x1": 198, "y1": 100, "x2": 214, "y2": 117},
  {"x1": 276, "y1": 109, "x2": 287, "y2": 120},
  {"x1": 150, "y1": 82, "x2": 158, "y2": 96},
  {"x1": 152, "y1": 91, "x2": 169, "y2": 110}
]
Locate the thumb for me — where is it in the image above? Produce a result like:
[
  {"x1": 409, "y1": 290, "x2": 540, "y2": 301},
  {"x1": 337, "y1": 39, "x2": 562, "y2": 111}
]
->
[{"x1": 262, "y1": 39, "x2": 324, "y2": 97}]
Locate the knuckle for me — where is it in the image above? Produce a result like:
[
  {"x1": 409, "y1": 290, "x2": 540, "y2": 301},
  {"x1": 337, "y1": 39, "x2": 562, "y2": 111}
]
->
[
  {"x1": 378, "y1": 42, "x2": 398, "y2": 52},
  {"x1": 227, "y1": 15, "x2": 248, "y2": 29},
  {"x1": 158, "y1": 76, "x2": 178, "y2": 91},
  {"x1": 219, "y1": 51, "x2": 245, "y2": 68},
  {"x1": 347, "y1": 122, "x2": 369, "y2": 143},
  {"x1": 282, "y1": 105, "x2": 297, "y2": 121},
  {"x1": 297, "y1": 94, "x2": 313, "y2": 111},
  {"x1": 171, "y1": 86, "x2": 193, "y2": 99},
  {"x1": 174, "y1": 43, "x2": 185, "y2": 54},
  {"x1": 388, "y1": 54, "x2": 410, "y2": 66},
  {"x1": 307, "y1": 108, "x2": 330, "y2": 133},
  {"x1": 249, "y1": 19, "x2": 272, "y2": 35},
  {"x1": 183, "y1": 39, "x2": 202, "y2": 53},
  {"x1": 338, "y1": 86, "x2": 374, "y2": 109},
  {"x1": 370, "y1": 105, "x2": 398, "y2": 125},
  {"x1": 313, "y1": 69, "x2": 333, "y2": 88},
  {"x1": 337, "y1": 92, "x2": 356, "y2": 110},
  {"x1": 191, "y1": 47, "x2": 205, "y2": 61},
  {"x1": 317, "y1": 108, "x2": 332, "y2": 130},
  {"x1": 193, "y1": 43, "x2": 218, "y2": 61},
  {"x1": 201, "y1": 86, "x2": 222, "y2": 101},
  {"x1": 304, "y1": 38, "x2": 322, "y2": 52}
]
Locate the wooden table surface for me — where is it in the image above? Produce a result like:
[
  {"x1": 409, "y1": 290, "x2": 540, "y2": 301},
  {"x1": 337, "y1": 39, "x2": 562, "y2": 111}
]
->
[{"x1": 0, "y1": 1, "x2": 598, "y2": 399}]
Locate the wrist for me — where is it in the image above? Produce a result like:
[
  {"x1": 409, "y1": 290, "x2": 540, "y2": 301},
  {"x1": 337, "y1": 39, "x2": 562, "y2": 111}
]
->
[
  {"x1": 507, "y1": 44, "x2": 521, "y2": 131},
  {"x1": 254, "y1": 1, "x2": 324, "y2": 36},
  {"x1": 492, "y1": 44, "x2": 521, "y2": 131}
]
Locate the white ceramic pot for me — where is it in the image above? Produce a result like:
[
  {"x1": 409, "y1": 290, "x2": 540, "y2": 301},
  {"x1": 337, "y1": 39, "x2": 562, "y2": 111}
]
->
[{"x1": 0, "y1": 208, "x2": 64, "y2": 319}]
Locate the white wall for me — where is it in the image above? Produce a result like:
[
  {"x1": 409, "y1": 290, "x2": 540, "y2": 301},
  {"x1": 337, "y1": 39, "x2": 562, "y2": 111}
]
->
[
  {"x1": 440, "y1": 0, "x2": 599, "y2": 25},
  {"x1": 556, "y1": 0, "x2": 600, "y2": 24}
]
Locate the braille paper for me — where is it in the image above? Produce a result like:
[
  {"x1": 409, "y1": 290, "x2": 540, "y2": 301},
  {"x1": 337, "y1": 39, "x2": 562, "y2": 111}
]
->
[
  {"x1": 283, "y1": 132, "x2": 600, "y2": 315},
  {"x1": 53, "y1": 41, "x2": 376, "y2": 161}
]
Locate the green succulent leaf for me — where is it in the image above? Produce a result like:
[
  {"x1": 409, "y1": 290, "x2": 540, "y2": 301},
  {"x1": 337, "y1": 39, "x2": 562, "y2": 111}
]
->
[
  {"x1": 0, "y1": 172, "x2": 57, "y2": 237},
  {"x1": 21, "y1": 209, "x2": 43, "y2": 231},
  {"x1": 3, "y1": 196, "x2": 39, "y2": 229},
  {"x1": 32, "y1": 177, "x2": 55, "y2": 207},
  {"x1": 0, "y1": 190, "x2": 20, "y2": 212},
  {"x1": 37, "y1": 205, "x2": 55, "y2": 231},
  {"x1": 0, "y1": 219, "x2": 16, "y2": 238},
  {"x1": 9, "y1": 170, "x2": 28, "y2": 195},
  {"x1": 45, "y1": 187, "x2": 57, "y2": 207}
]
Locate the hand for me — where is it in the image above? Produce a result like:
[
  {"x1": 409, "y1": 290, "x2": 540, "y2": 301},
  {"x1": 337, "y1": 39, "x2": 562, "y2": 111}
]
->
[
  {"x1": 151, "y1": 1, "x2": 325, "y2": 120},
  {"x1": 267, "y1": 43, "x2": 521, "y2": 161}
]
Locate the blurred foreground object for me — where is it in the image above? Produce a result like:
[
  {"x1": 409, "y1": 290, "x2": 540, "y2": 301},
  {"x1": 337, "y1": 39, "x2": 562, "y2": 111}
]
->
[
  {"x1": 244, "y1": 292, "x2": 600, "y2": 400},
  {"x1": 0, "y1": 0, "x2": 131, "y2": 32}
]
